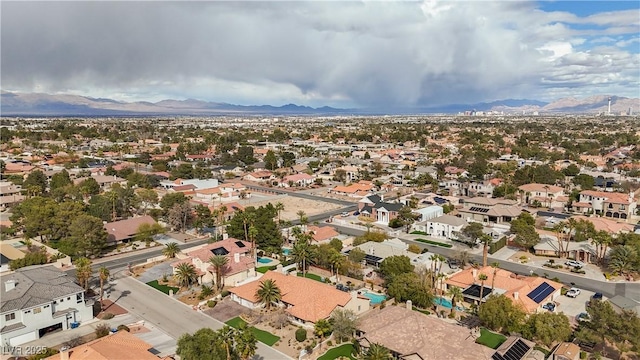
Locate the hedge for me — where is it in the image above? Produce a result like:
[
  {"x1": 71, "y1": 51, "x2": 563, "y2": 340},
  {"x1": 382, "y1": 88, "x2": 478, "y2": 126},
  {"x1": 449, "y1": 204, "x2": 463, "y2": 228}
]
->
[
  {"x1": 488, "y1": 236, "x2": 507, "y2": 254},
  {"x1": 415, "y1": 238, "x2": 453, "y2": 248}
]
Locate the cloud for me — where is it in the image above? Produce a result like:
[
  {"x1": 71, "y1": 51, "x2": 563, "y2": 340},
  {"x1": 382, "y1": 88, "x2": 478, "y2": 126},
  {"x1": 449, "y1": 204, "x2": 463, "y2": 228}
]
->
[{"x1": 1, "y1": 0, "x2": 639, "y2": 108}]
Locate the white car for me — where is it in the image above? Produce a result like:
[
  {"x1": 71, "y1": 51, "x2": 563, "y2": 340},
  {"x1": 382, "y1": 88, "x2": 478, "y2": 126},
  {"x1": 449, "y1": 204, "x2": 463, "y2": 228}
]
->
[
  {"x1": 565, "y1": 260, "x2": 585, "y2": 268},
  {"x1": 566, "y1": 288, "x2": 581, "y2": 298}
]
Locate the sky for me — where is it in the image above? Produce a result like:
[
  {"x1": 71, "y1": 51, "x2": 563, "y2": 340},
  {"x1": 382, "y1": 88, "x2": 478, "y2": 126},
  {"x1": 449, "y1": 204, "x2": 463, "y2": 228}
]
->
[{"x1": 1, "y1": 1, "x2": 639, "y2": 109}]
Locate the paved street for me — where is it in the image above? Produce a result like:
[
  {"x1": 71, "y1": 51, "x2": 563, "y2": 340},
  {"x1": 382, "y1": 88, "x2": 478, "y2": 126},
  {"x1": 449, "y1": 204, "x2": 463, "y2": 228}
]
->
[{"x1": 109, "y1": 276, "x2": 292, "y2": 360}]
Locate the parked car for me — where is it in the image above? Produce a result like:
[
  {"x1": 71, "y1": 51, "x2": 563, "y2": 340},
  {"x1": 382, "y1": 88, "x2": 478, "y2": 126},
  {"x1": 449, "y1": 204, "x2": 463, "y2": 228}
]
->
[
  {"x1": 577, "y1": 312, "x2": 591, "y2": 321},
  {"x1": 566, "y1": 288, "x2": 581, "y2": 298},
  {"x1": 543, "y1": 302, "x2": 556, "y2": 312},
  {"x1": 591, "y1": 292, "x2": 603, "y2": 301},
  {"x1": 341, "y1": 212, "x2": 350, "y2": 217},
  {"x1": 565, "y1": 260, "x2": 585, "y2": 268}
]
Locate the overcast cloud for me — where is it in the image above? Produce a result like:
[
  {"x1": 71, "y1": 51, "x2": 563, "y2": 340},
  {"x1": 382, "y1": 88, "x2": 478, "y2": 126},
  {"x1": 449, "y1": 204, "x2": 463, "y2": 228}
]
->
[{"x1": 1, "y1": 1, "x2": 639, "y2": 108}]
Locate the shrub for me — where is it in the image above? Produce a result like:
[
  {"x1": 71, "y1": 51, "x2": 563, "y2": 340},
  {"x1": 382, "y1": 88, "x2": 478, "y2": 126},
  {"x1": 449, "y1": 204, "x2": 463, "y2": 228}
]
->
[
  {"x1": 327, "y1": 340, "x2": 333, "y2": 347},
  {"x1": 221, "y1": 290, "x2": 230, "y2": 297},
  {"x1": 414, "y1": 238, "x2": 453, "y2": 248},
  {"x1": 95, "y1": 324, "x2": 111, "y2": 338},
  {"x1": 580, "y1": 351, "x2": 587, "y2": 359},
  {"x1": 295, "y1": 328, "x2": 307, "y2": 342},
  {"x1": 101, "y1": 313, "x2": 115, "y2": 320},
  {"x1": 117, "y1": 325, "x2": 130, "y2": 332},
  {"x1": 207, "y1": 300, "x2": 217, "y2": 308}
]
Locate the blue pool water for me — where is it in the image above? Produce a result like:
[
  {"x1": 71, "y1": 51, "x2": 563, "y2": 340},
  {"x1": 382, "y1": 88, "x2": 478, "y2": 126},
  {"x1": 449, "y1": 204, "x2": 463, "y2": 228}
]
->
[
  {"x1": 361, "y1": 291, "x2": 388, "y2": 305},
  {"x1": 434, "y1": 297, "x2": 453, "y2": 308},
  {"x1": 282, "y1": 248, "x2": 291, "y2": 255},
  {"x1": 257, "y1": 257, "x2": 273, "y2": 264}
]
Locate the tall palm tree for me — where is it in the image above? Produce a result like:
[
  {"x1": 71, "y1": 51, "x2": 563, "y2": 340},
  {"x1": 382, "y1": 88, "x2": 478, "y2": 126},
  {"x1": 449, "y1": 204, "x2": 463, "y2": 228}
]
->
[
  {"x1": 248, "y1": 225, "x2": 258, "y2": 268},
  {"x1": 235, "y1": 323, "x2": 257, "y2": 360},
  {"x1": 292, "y1": 234, "x2": 315, "y2": 276},
  {"x1": 274, "y1": 202, "x2": 285, "y2": 226},
  {"x1": 447, "y1": 286, "x2": 464, "y2": 315},
  {"x1": 591, "y1": 230, "x2": 612, "y2": 264},
  {"x1": 480, "y1": 234, "x2": 492, "y2": 267},
  {"x1": 162, "y1": 242, "x2": 180, "y2": 259},
  {"x1": 608, "y1": 245, "x2": 637, "y2": 276},
  {"x1": 490, "y1": 262, "x2": 500, "y2": 291},
  {"x1": 175, "y1": 263, "x2": 197, "y2": 288},
  {"x1": 217, "y1": 205, "x2": 228, "y2": 238},
  {"x1": 363, "y1": 343, "x2": 392, "y2": 360},
  {"x1": 255, "y1": 279, "x2": 282, "y2": 310},
  {"x1": 564, "y1": 218, "x2": 578, "y2": 255},
  {"x1": 329, "y1": 251, "x2": 344, "y2": 282},
  {"x1": 552, "y1": 222, "x2": 566, "y2": 258},
  {"x1": 74, "y1": 257, "x2": 92, "y2": 291},
  {"x1": 240, "y1": 211, "x2": 256, "y2": 242},
  {"x1": 209, "y1": 255, "x2": 229, "y2": 290},
  {"x1": 98, "y1": 266, "x2": 110, "y2": 307},
  {"x1": 478, "y1": 273, "x2": 488, "y2": 304}
]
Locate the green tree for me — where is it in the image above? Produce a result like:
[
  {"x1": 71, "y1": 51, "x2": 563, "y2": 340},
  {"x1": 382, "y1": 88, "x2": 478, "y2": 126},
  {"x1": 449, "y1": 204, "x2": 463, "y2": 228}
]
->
[
  {"x1": 461, "y1": 222, "x2": 484, "y2": 246},
  {"x1": 138, "y1": 188, "x2": 159, "y2": 215},
  {"x1": 50, "y1": 169, "x2": 72, "y2": 191},
  {"x1": 292, "y1": 233, "x2": 316, "y2": 276},
  {"x1": 575, "y1": 299, "x2": 640, "y2": 356},
  {"x1": 573, "y1": 174, "x2": 595, "y2": 190},
  {"x1": 74, "y1": 257, "x2": 93, "y2": 291},
  {"x1": 329, "y1": 238, "x2": 343, "y2": 252},
  {"x1": 478, "y1": 295, "x2": 526, "y2": 333},
  {"x1": 236, "y1": 146, "x2": 256, "y2": 165},
  {"x1": 226, "y1": 206, "x2": 282, "y2": 250},
  {"x1": 23, "y1": 170, "x2": 47, "y2": 196},
  {"x1": 209, "y1": 255, "x2": 229, "y2": 290},
  {"x1": 160, "y1": 192, "x2": 189, "y2": 214},
  {"x1": 77, "y1": 177, "x2": 101, "y2": 197},
  {"x1": 386, "y1": 272, "x2": 433, "y2": 309},
  {"x1": 176, "y1": 326, "x2": 257, "y2": 360},
  {"x1": 163, "y1": 242, "x2": 181, "y2": 259},
  {"x1": 68, "y1": 214, "x2": 108, "y2": 257},
  {"x1": 562, "y1": 164, "x2": 580, "y2": 177},
  {"x1": 379, "y1": 255, "x2": 414, "y2": 279},
  {"x1": 255, "y1": 279, "x2": 282, "y2": 310},
  {"x1": 396, "y1": 206, "x2": 419, "y2": 233},
  {"x1": 330, "y1": 309, "x2": 358, "y2": 342},
  {"x1": 522, "y1": 312, "x2": 572, "y2": 348},
  {"x1": 608, "y1": 245, "x2": 638, "y2": 276},
  {"x1": 314, "y1": 318, "x2": 332, "y2": 351},
  {"x1": 348, "y1": 248, "x2": 366, "y2": 263},
  {"x1": 447, "y1": 286, "x2": 464, "y2": 316},
  {"x1": 363, "y1": 343, "x2": 392, "y2": 360},
  {"x1": 134, "y1": 222, "x2": 165, "y2": 246},
  {"x1": 264, "y1": 150, "x2": 278, "y2": 170},
  {"x1": 175, "y1": 262, "x2": 198, "y2": 288},
  {"x1": 10, "y1": 196, "x2": 57, "y2": 243},
  {"x1": 98, "y1": 267, "x2": 110, "y2": 307}
]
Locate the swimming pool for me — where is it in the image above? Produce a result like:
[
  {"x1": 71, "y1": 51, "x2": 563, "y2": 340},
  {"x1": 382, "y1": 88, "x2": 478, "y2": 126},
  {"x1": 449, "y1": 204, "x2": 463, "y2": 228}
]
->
[
  {"x1": 361, "y1": 291, "x2": 387, "y2": 305},
  {"x1": 434, "y1": 297, "x2": 453, "y2": 308},
  {"x1": 257, "y1": 257, "x2": 274, "y2": 264},
  {"x1": 282, "y1": 248, "x2": 291, "y2": 256}
]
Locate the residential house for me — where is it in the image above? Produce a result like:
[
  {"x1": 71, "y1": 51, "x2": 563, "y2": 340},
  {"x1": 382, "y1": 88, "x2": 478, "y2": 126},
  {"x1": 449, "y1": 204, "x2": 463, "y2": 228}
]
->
[
  {"x1": 492, "y1": 336, "x2": 538, "y2": 360},
  {"x1": 280, "y1": 173, "x2": 315, "y2": 188},
  {"x1": 358, "y1": 194, "x2": 404, "y2": 225},
  {"x1": 104, "y1": 216, "x2": 158, "y2": 245},
  {"x1": 465, "y1": 180, "x2": 496, "y2": 197},
  {"x1": 419, "y1": 214, "x2": 467, "y2": 240},
  {"x1": 160, "y1": 178, "x2": 219, "y2": 190},
  {"x1": 356, "y1": 305, "x2": 493, "y2": 360},
  {"x1": 73, "y1": 175, "x2": 127, "y2": 191},
  {"x1": 0, "y1": 243, "x2": 25, "y2": 273},
  {"x1": 347, "y1": 238, "x2": 418, "y2": 268},
  {"x1": 305, "y1": 225, "x2": 340, "y2": 244},
  {"x1": 574, "y1": 190, "x2": 636, "y2": 221},
  {"x1": 171, "y1": 237, "x2": 255, "y2": 286},
  {"x1": 44, "y1": 330, "x2": 162, "y2": 360},
  {"x1": 0, "y1": 182, "x2": 24, "y2": 210},
  {"x1": 329, "y1": 181, "x2": 374, "y2": 198},
  {"x1": 243, "y1": 170, "x2": 275, "y2": 183},
  {"x1": 412, "y1": 205, "x2": 444, "y2": 222},
  {"x1": 549, "y1": 342, "x2": 581, "y2": 360},
  {"x1": 0, "y1": 266, "x2": 94, "y2": 346},
  {"x1": 458, "y1": 197, "x2": 524, "y2": 224},
  {"x1": 518, "y1": 183, "x2": 564, "y2": 208},
  {"x1": 533, "y1": 232, "x2": 597, "y2": 263},
  {"x1": 229, "y1": 271, "x2": 370, "y2": 327},
  {"x1": 446, "y1": 266, "x2": 562, "y2": 313}
]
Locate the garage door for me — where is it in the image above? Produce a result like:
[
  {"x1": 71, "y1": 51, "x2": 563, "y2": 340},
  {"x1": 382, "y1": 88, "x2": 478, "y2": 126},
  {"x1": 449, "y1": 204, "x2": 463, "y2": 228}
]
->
[{"x1": 9, "y1": 331, "x2": 37, "y2": 346}]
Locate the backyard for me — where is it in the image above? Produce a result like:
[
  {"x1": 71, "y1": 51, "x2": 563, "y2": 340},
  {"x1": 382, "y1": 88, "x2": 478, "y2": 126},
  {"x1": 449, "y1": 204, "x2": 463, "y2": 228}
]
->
[
  {"x1": 475, "y1": 328, "x2": 507, "y2": 349},
  {"x1": 296, "y1": 272, "x2": 324, "y2": 283},
  {"x1": 225, "y1": 317, "x2": 280, "y2": 346},
  {"x1": 317, "y1": 344, "x2": 356, "y2": 360}
]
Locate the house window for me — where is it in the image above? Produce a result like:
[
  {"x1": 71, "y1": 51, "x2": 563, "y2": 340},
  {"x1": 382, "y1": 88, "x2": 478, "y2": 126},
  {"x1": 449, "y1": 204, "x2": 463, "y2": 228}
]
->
[
  {"x1": 25, "y1": 310, "x2": 31, "y2": 314},
  {"x1": 608, "y1": 203, "x2": 613, "y2": 209},
  {"x1": 33, "y1": 307, "x2": 41, "y2": 314},
  {"x1": 5, "y1": 313, "x2": 15, "y2": 321},
  {"x1": 44, "y1": 305, "x2": 49, "y2": 308},
  {"x1": 620, "y1": 205, "x2": 625, "y2": 210}
]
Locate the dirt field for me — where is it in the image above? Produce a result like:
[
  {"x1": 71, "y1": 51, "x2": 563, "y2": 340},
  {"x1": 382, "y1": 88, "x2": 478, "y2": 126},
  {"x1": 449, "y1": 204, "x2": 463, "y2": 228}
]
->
[{"x1": 246, "y1": 196, "x2": 344, "y2": 221}]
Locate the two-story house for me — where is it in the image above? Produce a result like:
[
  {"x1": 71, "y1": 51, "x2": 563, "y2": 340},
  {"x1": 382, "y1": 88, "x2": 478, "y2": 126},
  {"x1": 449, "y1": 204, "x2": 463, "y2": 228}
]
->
[
  {"x1": 457, "y1": 197, "x2": 524, "y2": 225},
  {"x1": 1, "y1": 266, "x2": 93, "y2": 346},
  {"x1": 518, "y1": 183, "x2": 564, "y2": 208},
  {"x1": 0, "y1": 182, "x2": 24, "y2": 210},
  {"x1": 574, "y1": 190, "x2": 637, "y2": 221},
  {"x1": 358, "y1": 194, "x2": 404, "y2": 225}
]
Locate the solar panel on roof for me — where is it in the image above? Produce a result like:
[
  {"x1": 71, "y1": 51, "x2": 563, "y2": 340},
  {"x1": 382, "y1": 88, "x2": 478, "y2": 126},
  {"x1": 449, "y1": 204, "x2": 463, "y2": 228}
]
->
[
  {"x1": 527, "y1": 282, "x2": 555, "y2": 304},
  {"x1": 235, "y1": 241, "x2": 246, "y2": 248},
  {"x1": 434, "y1": 197, "x2": 447, "y2": 204},
  {"x1": 492, "y1": 339, "x2": 531, "y2": 360},
  {"x1": 364, "y1": 254, "x2": 383, "y2": 263},
  {"x1": 469, "y1": 206, "x2": 490, "y2": 213},
  {"x1": 211, "y1": 247, "x2": 229, "y2": 256}
]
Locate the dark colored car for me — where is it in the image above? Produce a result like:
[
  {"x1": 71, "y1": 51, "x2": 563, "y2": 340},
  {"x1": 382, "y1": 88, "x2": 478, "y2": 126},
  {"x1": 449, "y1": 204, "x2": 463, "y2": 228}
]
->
[
  {"x1": 542, "y1": 302, "x2": 556, "y2": 312},
  {"x1": 592, "y1": 292, "x2": 603, "y2": 301}
]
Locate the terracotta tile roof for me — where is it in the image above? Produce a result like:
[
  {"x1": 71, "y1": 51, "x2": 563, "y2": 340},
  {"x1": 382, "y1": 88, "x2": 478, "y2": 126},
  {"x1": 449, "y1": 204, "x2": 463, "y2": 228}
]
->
[
  {"x1": 177, "y1": 238, "x2": 254, "y2": 276},
  {"x1": 230, "y1": 271, "x2": 351, "y2": 323},
  {"x1": 357, "y1": 306, "x2": 493, "y2": 360},
  {"x1": 570, "y1": 215, "x2": 634, "y2": 234},
  {"x1": 283, "y1": 173, "x2": 314, "y2": 182},
  {"x1": 104, "y1": 216, "x2": 157, "y2": 243},
  {"x1": 518, "y1": 183, "x2": 564, "y2": 194},
  {"x1": 45, "y1": 330, "x2": 159, "y2": 360},
  {"x1": 550, "y1": 342, "x2": 581, "y2": 360},
  {"x1": 306, "y1": 225, "x2": 339, "y2": 242},
  {"x1": 580, "y1": 190, "x2": 631, "y2": 204}
]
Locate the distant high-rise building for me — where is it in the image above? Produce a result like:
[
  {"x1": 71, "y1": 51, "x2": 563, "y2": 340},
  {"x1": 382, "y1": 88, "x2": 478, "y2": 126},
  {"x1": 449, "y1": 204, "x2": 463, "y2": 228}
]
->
[{"x1": 608, "y1": 97, "x2": 612, "y2": 115}]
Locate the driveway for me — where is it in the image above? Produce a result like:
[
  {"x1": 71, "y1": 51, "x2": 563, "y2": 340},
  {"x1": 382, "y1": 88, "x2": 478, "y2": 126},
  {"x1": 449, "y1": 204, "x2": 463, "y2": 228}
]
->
[
  {"x1": 136, "y1": 262, "x2": 174, "y2": 284},
  {"x1": 203, "y1": 298, "x2": 250, "y2": 323},
  {"x1": 555, "y1": 288, "x2": 604, "y2": 318}
]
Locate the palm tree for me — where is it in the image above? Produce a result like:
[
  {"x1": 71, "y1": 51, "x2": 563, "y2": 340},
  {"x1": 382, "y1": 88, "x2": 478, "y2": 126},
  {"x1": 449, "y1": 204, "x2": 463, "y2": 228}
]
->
[
  {"x1": 240, "y1": 211, "x2": 256, "y2": 242},
  {"x1": 329, "y1": 251, "x2": 344, "y2": 282},
  {"x1": 478, "y1": 273, "x2": 489, "y2": 304},
  {"x1": 98, "y1": 266, "x2": 110, "y2": 307},
  {"x1": 447, "y1": 286, "x2": 464, "y2": 315},
  {"x1": 363, "y1": 343, "x2": 392, "y2": 360},
  {"x1": 235, "y1": 323, "x2": 257, "y2": 360},
  {"x1": 314, "y1": 318, "x2": 332, "y2": 351},
  {"x1": 330, "y1": 309, "x2": 358, "y2": 342},
  {"x1": 175, "y1": 262, "x2": 197, "y2": 288},
  {"x1": 74, "y1": 257, "x2": 92, "y2": 291},
  {"x1": 274, "y1": 202, "x2": 285, "y2": 226},
  {"x1": 162, "y1": 242, "x2": 180, "y2": 259},
  {"x1": 490, "y1": 262, "x2": 500, "y2": 291},
  {"x1": 456, "y1": 250, "x2": 470, "y2": 267},
  {"x1": 564, "y1": 218, "x2": 578, "y2": 255},
  {"x1": 255, "y1": 279, "x2": 282, "y2": 310},
  {"x1": 608, "y1": 245, "x2": 637, "y2": 276},
  {"x1": 292, "y1": 232, "x2": 315, "y2": 276},
  {"x1": 480, "y1": 234, "x2": 492, "y2": 267},
  {"x1": 296, "y1": 210, "x2": 308, "y2": 230},
  {"x1": 209, "y1": 255, "x2": 229, "y2": 290},
  {"x1": 552, "y1": 222, "x2": 566, "y2": 258},
  {"x1": 248, "y1": 225, "x2": 258, "y2": 268},
  {"x1": 591, "y1": 230, "x2": 612, "y2": 264}
]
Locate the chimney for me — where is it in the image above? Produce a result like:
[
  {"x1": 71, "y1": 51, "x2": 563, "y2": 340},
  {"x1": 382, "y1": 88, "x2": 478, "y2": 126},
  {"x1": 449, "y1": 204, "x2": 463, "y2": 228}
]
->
[
  {"x1": 4, "y1": 280, "x2": 16, "y2": 291},
  {"x1": 472, "y1": 269, "x2": 477, "y2": 279},
  {"x1": 59, "y1": 346, "x2": 70, "y2": 360},
  {"x1": 406, "y1": 300, "x2": 412, "y2": 310},
  {"x1": 234, "y1": 253, "x2": 240, "y2": 263},
  {"x1": 513, "y1": 292, "x2": 519, "y2": 300}
]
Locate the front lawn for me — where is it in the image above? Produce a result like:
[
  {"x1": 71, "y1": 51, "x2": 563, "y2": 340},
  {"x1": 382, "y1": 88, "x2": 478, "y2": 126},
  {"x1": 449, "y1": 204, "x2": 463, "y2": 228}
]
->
[
  {"x1": 475, "y1": 328, "x2": 507, "y2": 349},
  {"x1": 317, "y1": 344, "x2": 356, "y2": 360},
  {"x1": 225, "y1": 317, "x2": 280, "y2": 346},
  {"x1": 146, "y1": 280, "x2": 179, "y2": 295},
  {"x1": 296, "y1": 272, "x2": 324, "y2": 283},
  {"x1": 257, "y1": 265, "x2": 277, "y2": 274}
]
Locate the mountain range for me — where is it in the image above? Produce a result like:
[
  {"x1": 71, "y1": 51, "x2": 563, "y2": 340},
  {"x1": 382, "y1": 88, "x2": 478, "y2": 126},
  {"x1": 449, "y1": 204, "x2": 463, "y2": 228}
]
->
[{"x1": 1, "y1": 91, "x2": 638, "y2": 116}]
